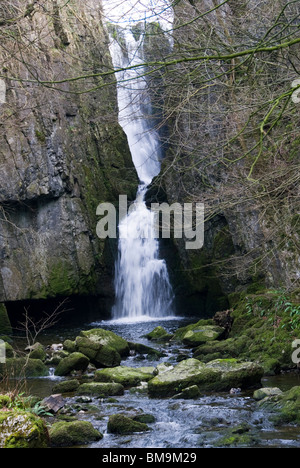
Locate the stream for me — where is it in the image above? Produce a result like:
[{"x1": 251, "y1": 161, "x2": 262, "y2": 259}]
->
[{"x1": 8, "y1": 316, "x2": 300, "y2": 449}]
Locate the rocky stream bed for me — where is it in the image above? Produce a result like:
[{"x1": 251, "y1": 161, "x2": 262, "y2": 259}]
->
[{"x1": 1, "y1": 316, "x2": 300, "y2": 448}]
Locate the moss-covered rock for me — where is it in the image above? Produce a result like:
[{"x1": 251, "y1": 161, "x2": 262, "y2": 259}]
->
[
  {"x1": 181, "y1": 325, "x2": 225, "y2": 347},
  {"x1": 0, "y1": 304, "x2": 12, "y2": 336},
  {"x1": 52, "y1": 379, "x2": 80, "y2": 394},
  {"x1": 148, "y1": 358, "x2": 264, "y2": 398},
  {"x1": 0, "y1": 409, "x2": 49, "y2": 448},
  {"x1": 107, "y1": 414, "x2": 150, "y2": 434},
  {"x1": 76, "y1": 329, "x2": 129, "y2": 368},
  {"x1": 26, "y1": 342, "x2": 47, "y2": 361},
  {"x1": 258, "y1": 386, "x2": 300, "y2": 425},
  {"x1": 95, "y1": 366, "x2": 155, "y2": 388},
  {"x1": 214, "y1": 424, "x2": 259, "y2": 448},
  {"x1": 253, "y1": 387, "x2": 283, "y2": 401},
  {"x1": 49, "y1": 420, "x2": 102, "y2": 447},
  {"x1": 144, "y1": 326, "x2": 173, "y2": 342},
  {"x1": 77, "y1": 382, "x2": 124, "y2": 397},
  {"x1": 173, "y1": 320, "x2": 223, "y2": 344},
  {"x1": 206, "y1": 359, "x2": 264, "y2": 390},
  {"x1": 148, "y1": 359, "x2": 221, "y2": 398},
  {"x1": 63, "y1": 340, "x2": 76, "y2": 353},
  {"x1": 172, "y1": 385, "x2": 202, "y2": 400},
  {"x1": 0, "y1": 358, "x2": 48, "y2": 378},
  {"x1": 54, "y1": 352, "x2": 89, "y2": 376}
]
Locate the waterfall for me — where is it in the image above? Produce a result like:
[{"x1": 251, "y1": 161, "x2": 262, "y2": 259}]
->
[{"x1": 102, "y1": 1, "x2": 175, "y2": 321}]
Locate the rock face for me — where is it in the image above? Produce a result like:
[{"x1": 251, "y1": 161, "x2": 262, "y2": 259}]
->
[
  {"x1": 0, "y1": 1, "x2": 138, "y2": 306},
  {"x1": 147, "y1": 0, "x2": 300, "y2": 314}
]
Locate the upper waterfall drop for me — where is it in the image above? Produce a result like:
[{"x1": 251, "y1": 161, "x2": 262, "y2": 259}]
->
[{"x1": 102, "y1": 0, "x2": 175, "y2": 321}]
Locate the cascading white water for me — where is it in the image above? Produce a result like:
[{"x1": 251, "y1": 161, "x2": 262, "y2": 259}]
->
[{"x1": 102, "y1": 1, "x2": 175, "y2": 321}]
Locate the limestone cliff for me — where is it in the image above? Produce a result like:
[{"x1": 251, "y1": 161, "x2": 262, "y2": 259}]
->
[
  {"x1": 0, "y1": 0, "x2": 138, "y2": 305},
  {"x1": 148, "y1": 0, "x2": 300, "y2": 314}
]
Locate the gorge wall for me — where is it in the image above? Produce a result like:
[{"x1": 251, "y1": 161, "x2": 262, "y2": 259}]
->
[
  {"x1": 146, "y1": 0, "x2": 300, "y2": 314},
  {"x1": 0, "y1": 0, "x2": 138, "y2": 315}
]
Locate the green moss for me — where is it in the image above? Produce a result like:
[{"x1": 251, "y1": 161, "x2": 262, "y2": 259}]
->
[
  {"x1": 107, "y1": 414, "x2": 150, "y2": 434},
  {"x1": 95, "y1": 366, "x2": 155, "y2": 388},
  {"x1": 50, "y1": 420, "x2": 102, "y2": 447},
  {"x1": 224, "y1": 290, "x2": 300, "y2": 371},
  {"x1": 0, "y1": 409, "x2": 48, "y2": 448}
]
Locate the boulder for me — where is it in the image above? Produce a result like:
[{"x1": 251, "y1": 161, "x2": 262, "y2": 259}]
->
[
  {"x1": 172, "y1": 385, "x2": 202, "y2": 400},
  {"x1": 52, "y1": 379, "x2": 80, "y2": 394},
  {"x1": 148, "y1": 358, "x2": 264, "y2": 397},
  {"x1": 148, "y1": 359, "x2": 220, "y2": 398},
  {"x1": 26, "y1": 342, "x2": 47, "y2": 361},
  {"x1": 107, "y1": 414, "x2": 150, "y2": 434},
  {"x1": 182, "y1": 326, "x2": 225, "y2": 347},
  {"x1": 258, "y1": 386, "x2": 300, "y2": 425},
  {"x1": 75, "y1": 331, "x2": 128, "y2": 368},
  {"x1": 80, "y1": 329, "x2": 129, "y2": 357},
  {"x1": 94, "y1": 366, "x2": 155, "y2": 388},
  {"x1": 144, "y1": 326, "x2": 173, "y2": 342},
  {"x1": 54, "y1": 352, "x2": 90, "y2": 376},
  {"x1": 49, "y1": 421, "x2": 103, "y2": 447},
  {"x1": 0, "y1": 409, "x2": 48, "y2": 448},
  {"x1": 174, "y1": 320, "x2": 225, "y2": 347},
  {"x1": 77, "y1": 382, "x2": 124, "y2": 397},
  {"x1": 253, "y1": 387, "x2": 283, "y2": 401},
  {"x1": 205, "y1": 359, "x2": 265, "y2": 390},
  {"x1": 63, "y1": 340, "x2": 76, "y2": 353}
]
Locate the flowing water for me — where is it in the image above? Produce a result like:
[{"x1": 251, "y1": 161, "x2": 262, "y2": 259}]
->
[
  {"x1": 106, "y1": 3, "x2": 175, "y2": 321},
  {"x1": 7, "y1": 317, "x2": 300, "y2": 449}
]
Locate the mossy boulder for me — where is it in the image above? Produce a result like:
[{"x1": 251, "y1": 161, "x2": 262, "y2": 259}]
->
[
  {"x1": 172, "y1": 385, "x2": 202, "y2": 400},
  {"x1": 148, "y1": 358, "x2": 264, "y2": 397},
  {"x1": 54, "y1": 352, "x2": 90, "y2": 376},
  {"x1": 228, "y1": 291, "x2": 300, "y2": 371},
  {"x1": 63, "y1": 340, "x2": 76, "y2": 353},
  {"x1": 148, "y1": 359, "x2": 221, "y2": 398},
  {"x1": 0, "y1": 409, "x2": 49, "y2": 448},
  {"x1": 258, "y1": 386, "x2": 300, "y2": 425},
  {"x1": 26, "y1": 342, "x2": 47, "y2": 361},
  {"x1": 214, "y1": 424, "x2": 259, "y2": 448},
  {"x1": 75, "y1": 329, "x2": 130, "y2": 368},
  {"x1": 94, "y1": 366, "x2": 155, "y2": 388},
  {"x1": 77, "y1": 382, "x2": 124, "y2": 397},
  {"x1": 107, "y1": 414, "x2": 150, "y2": 434},
  {"x1": 144, "y1": 326, "x2": 173, "y2": 342},
  {"x1": 174, "y1": 320, "x2": 224, "y2": 347},
  {"x1": 205, "y1": 359, "x2": 264, "y2": 390},
  {"x1": 0, "y1": 358, "x2": 48, "y2": 378},
  {"x1": 49, "y1": 420, "x2": 103, "y2": 447},
  {"x1": 52, "y1": 379, "x2": 80, "y2": 394},
  {"x1": 0, "y1": 304, "x2": 12, "y2": 336},
  {"x1": 253, "y1": 387, "x2": 283, "y2": 401},
  {"x1": 80, "y1": 329, "x2": 129, "y2": 357}
]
